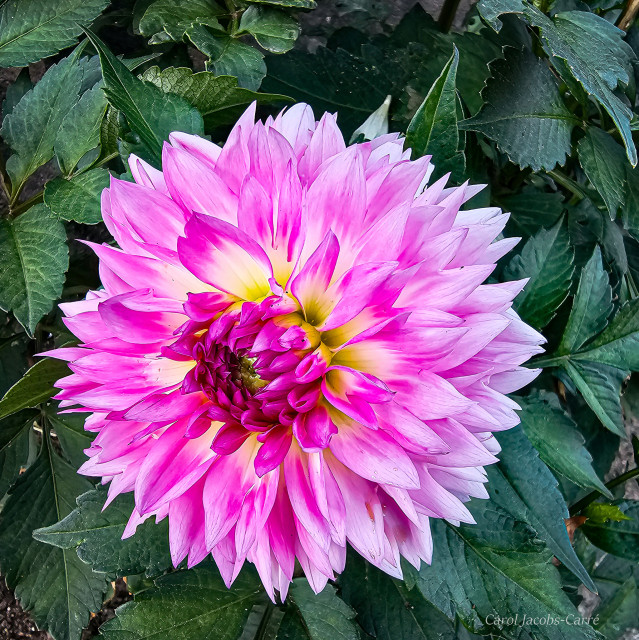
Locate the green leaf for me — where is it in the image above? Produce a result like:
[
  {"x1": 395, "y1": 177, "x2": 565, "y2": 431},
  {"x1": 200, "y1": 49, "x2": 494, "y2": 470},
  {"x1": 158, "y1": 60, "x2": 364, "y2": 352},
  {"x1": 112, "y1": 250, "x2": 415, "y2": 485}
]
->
[
  {"x1": 1, "y1": 53, "x2": 84, "y2": 196},
  {"x1": 340, "y1": 553, "x2": 457, "y2": 640},
  {"x1": 187, "y1": 25, "x2": 267, "y2": 91},
  {"x1": 2, "y1": 69, "x2": 33, "y2": 121},
  {"x1": 493, "y1": 426, "x2": 596, "y2": 592},
  {"x1": 140, "y1": 66, "x2": 290, "y2": 127},
  {"x1": 478, "y1": 1, "x2": 637, "y2": 165},
  {"x1": 582, "y1": 501, "x2": 639, "y2": 561},
  {"x1": 280, "y1": 578, "x2": 360, "y2": 640},
  {"x1": 405, "y1": 500, "x2": 596, "y2": 639},
  {"x1": 0, "y1": 409, "x2": 36, "y2": 497},
  {"x1": 0, "y1": 204, "x2": 69, "y2": 336},
  {"x1": 562, "y1": 360, "x2": 627, "y2": 437},
  {"x1": 83, "y1": 28, "x2": 204, "y2": 162},
  {"x1": 0, "y1": 357, "x2": 70, "y2": 420},
  {"x1": 500, "y1": 186, "x2": 565, "y2": 237},
  {"x1": 461, "y1": 46, "x2": 575, "y2": 171},
  {"x1": 349, "y1": 95, "x2": 391, "y2": 144},
  {"x1": 54, "y1": 84, "x2": 107, "y2": 176},
  {"x1": 239, "y1": 6, "x2": 300, "y2": 54},
  {"x1": 99, "y1": 564, "x2": 267, "y2": 639},
  {"x1": 577, "y1": 128, "x2": 627, "y2": 220},
  {"x1": 582, "y1": 503, "x2": 632, "y2": 524},
  {"x1": 503, "y1": 217, "x2": 574, "y2": 330},
  {"x1": 44, "y1": 168, "x2": 110, "y2": 225},
  {"x1": 34, "y1": 486, "x2": 172, "y2": 578},
  {"x1": 0, "y1": 0, "x2": 109, "y2": 67},
  {"x1": 405, "y1": 46, "x2": 464, "y2": 181},
  {"x1": 574, "y1": 297, "x2": 639, "y2": 371},
  {"x1": 138, "y1": 0, "x2": 223, "y2": 42},
  {"x1": 0, "y1": 434, "x2": 108, "y2": 640},
  {"x1": 559, "y1": 246, "x2": 613, "y2": 355},
  {"x1": 46, "y1": 407, "x2": 93, "y2": 469},
  {"x1": 518, "y1": 391, "x2": 611, "y2": 496}
]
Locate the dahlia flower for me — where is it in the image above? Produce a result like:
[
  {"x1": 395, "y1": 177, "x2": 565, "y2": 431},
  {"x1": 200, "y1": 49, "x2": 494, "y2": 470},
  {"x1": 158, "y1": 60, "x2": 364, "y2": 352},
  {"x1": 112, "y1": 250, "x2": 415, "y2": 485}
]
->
[{"x1": 50, "y1": 103, "x2": 543, "y2": 598}]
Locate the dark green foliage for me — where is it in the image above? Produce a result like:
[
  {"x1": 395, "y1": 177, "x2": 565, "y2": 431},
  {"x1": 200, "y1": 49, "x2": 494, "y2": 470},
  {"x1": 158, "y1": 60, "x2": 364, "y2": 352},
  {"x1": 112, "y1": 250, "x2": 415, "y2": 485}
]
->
[{"x1": 2, "y1": 1, "x2": 639, "y2": 639}]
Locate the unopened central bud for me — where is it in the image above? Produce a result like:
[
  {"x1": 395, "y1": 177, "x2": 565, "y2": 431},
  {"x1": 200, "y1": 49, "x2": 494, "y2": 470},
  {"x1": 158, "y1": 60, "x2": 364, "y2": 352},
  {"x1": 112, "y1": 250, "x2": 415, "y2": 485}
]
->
[{"x1": 238, "y1": 355, "x2": 267, "y2": 394}]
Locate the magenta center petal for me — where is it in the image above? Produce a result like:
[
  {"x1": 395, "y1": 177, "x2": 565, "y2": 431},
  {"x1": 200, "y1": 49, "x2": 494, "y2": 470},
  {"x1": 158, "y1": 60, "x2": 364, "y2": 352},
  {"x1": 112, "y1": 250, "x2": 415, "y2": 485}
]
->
[{"x1": 52, "y1": 102, "x2": 545, "y2": 600}]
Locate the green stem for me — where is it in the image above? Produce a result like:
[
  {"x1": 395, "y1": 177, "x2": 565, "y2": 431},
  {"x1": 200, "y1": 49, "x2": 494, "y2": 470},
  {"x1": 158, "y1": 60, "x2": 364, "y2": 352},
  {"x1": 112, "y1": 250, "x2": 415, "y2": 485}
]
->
[
  {"x1": 570, "y1": 467, "x2": 639, "y2": 516},
  {"x1": 526, "y1": 354, "x2": 566, "y2": 369},
  {"x1": 547, "y1": 169, "x2": 587, "y2": 202},
  {"x1": 438, "y1": 0, "x2": 462, "y2": 32},
  {"x1": 10, "y1": 190, "x2": 44, "y2": 217}
]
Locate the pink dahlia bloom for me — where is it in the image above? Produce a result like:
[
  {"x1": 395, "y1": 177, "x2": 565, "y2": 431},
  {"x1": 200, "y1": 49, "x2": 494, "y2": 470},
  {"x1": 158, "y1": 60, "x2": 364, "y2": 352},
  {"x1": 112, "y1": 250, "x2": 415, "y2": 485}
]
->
[{"x1": 50, "y1": 103, "x2": 544, "y2": 598}]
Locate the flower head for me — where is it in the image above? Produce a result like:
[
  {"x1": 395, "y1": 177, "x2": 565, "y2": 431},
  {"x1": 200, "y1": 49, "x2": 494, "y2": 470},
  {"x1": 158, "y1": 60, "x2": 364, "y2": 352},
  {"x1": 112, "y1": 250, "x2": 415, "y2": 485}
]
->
[{"x1": 51, "y1": 103, "x2": 543, "y2": 598}]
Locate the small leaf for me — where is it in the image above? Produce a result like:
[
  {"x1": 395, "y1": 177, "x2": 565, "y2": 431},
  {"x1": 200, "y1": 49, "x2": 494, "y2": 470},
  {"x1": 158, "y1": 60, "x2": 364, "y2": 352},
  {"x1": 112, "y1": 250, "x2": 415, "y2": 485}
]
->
[
  {"x1": 461, "y1": 46, "x2": 576, "y2": 171},
  {"x1": 0, "y1": 0, "x2": 110, "y2": 67},
  {"x1": 281, "y1": 578, "x2": 361, "y2": 640},
  {"x1": 138, "y1": 0, "x2": 224, "y2": 41},
  {"x1": 239, "y1": 6, "x2": 300, "y2": 54},
  {"x1": 583, "y1": 503, "x2": 632, "y2": 524},
  {"x1": 0, "y1": 434, "x2": 108, "y2": 640},
  {"x1": 503, "y1": 217, "x2": 574, "y2": 330},
  {"x1": 140, "y1": 66, "x2": 290, "y2": 127},
  {"x1": 0, "y1": 204, "x2": 69, "y2": 336},
  {"x1": 44, "y1": 168, "x2": 111, "y2": 225},
  {"x1": 0, "y1": 358, "x2": 70, "y2": 420},
  {"x1": 34, "y1": 486, "x2": 172, "y2": 578},
  {"x1": 577, "y1": 128, "x2": 627, "y2": 220},
  {"x1": 1, "y1": 53, "x2": 84, "y2": 196},
  {"x1": 518, "y1": 391, "x2": 611, "y2": 496},
  {"x1": 583, "y1": 501, "x2": 639, "y2": 561},
  {"x1": 349, "y1": 95, "x2": 391, "y2": 144},
  {"x1": 99, "y1": 564, "x2": 267, "y2": 639},
  {"x1": 405, "y1": 46, "x2": 464, "y2": 180},
  {"x1": 559, "y1": 246, "x2": 613, "y2": 355},
  {"x1": 0, "y1": 409, "x2": 37, "y2": 497},
  {"x1": 563, "y1": 360, "x2": 627, "y2": 437},
  {"x1": 83, "y1": 28, "x2": 204, "y2": 162},
  {"x1": 187, "y1": 25, "x2": 267, "y2": 91}
]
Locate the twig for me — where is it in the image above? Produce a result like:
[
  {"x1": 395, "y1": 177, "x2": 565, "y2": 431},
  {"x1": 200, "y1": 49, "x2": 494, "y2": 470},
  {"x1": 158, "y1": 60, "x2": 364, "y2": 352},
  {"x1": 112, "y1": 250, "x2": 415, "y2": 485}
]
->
[{"x1": 618, "y1": 0, "x2": 639, "y2": 31}]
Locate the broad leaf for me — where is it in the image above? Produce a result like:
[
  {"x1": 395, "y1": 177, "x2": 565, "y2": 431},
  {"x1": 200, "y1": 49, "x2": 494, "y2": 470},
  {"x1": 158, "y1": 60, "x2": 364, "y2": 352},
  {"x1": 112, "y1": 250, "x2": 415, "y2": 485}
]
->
[
  {"x1": 54, "y1": 84, "x2": 107, "y2": 176},
  {"x1": 99, "y1": 564, "x2": 267, "y2": 639},
  {"x1": 583, "y1": 501, "x2": 639, "y2": 561},
  {"x1": 0, "y1": 409, "x2": 36, "y2": 497},
  {"x1": 500, "y1": 186, "x2": 565, "y2": 237},
  {"x1": 1, "y1": 53, "x2": 84, "y2": 196},
  {"x1": 405, "y1": 499, "x2": 596, "y2": 638},
  {"x1": 0, "y1": 435, "x2": 107, "y2": 640},
  {"x1": 239, "y1": 6, "x2": 300, "y2": 54},
  {"x1": 517, "y1": 391, "x2": 610, "y2": 496},
  {"x1": 279, "y1": 578, "x2": 361, "y2": 640},
  {"x1": 502, "y1": 217, "x2": 574, "y2": 330},
  {"x1": 405, "y1": 47, "x2": 464, "y2": 181},
  {"x1": 0, "y1": 204, "x2": 69, "y2": 336},
  {"x1": 140, "y1": 66, "x2": 290, "y2": 127},
  {"x1": 478, "y1": 0, "x2": 637, "y2": 165},
  {"x1": 34, "y1": 486, "x2": 172, "y2": 578},
  {"x1": 340, "y1": 553, "x2": 457, "y2": 640},
  {"x1": 563, "y1": 360, "x2": 627, "y2": 437},
  {"x1": 461, "y1": 46, "x2": 575, "y2": 171},
  {"x1": 1, "y1": 69, "x2": 33, "y2": 120},
  {"x1": 187, "y1": 25, "x2": 267, "y2": 91},
  {"x1": 138, "y1": 0, "x2": 223, "y2": 42},
  {"x1": 492, "y1": 426, "x2": 595, "y2": 591},
  {"x1": 577, "y1": 128, "x2": 627, "y2": 220},
  {"x1": 46, "y1": 407, "x2": 93, "y2": 470},
  {"x1": 84, "y1": 28, "x2": 204, "y2": 162},
  {"x1": 0, "y1": 357, "x2": 70, "y2": 420},
  {"x1": 574, "y1": 297, "x2": 639, "y2": 370},
  {"x1": 559, "y1": 246, "x2": 612, "y2": 355},
  {"x1": 44, "y1": 168, "x2": 110, "y2": 225},
  {"x1": 0, "y1": 0, "x2": 109, "y2": 67}
]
